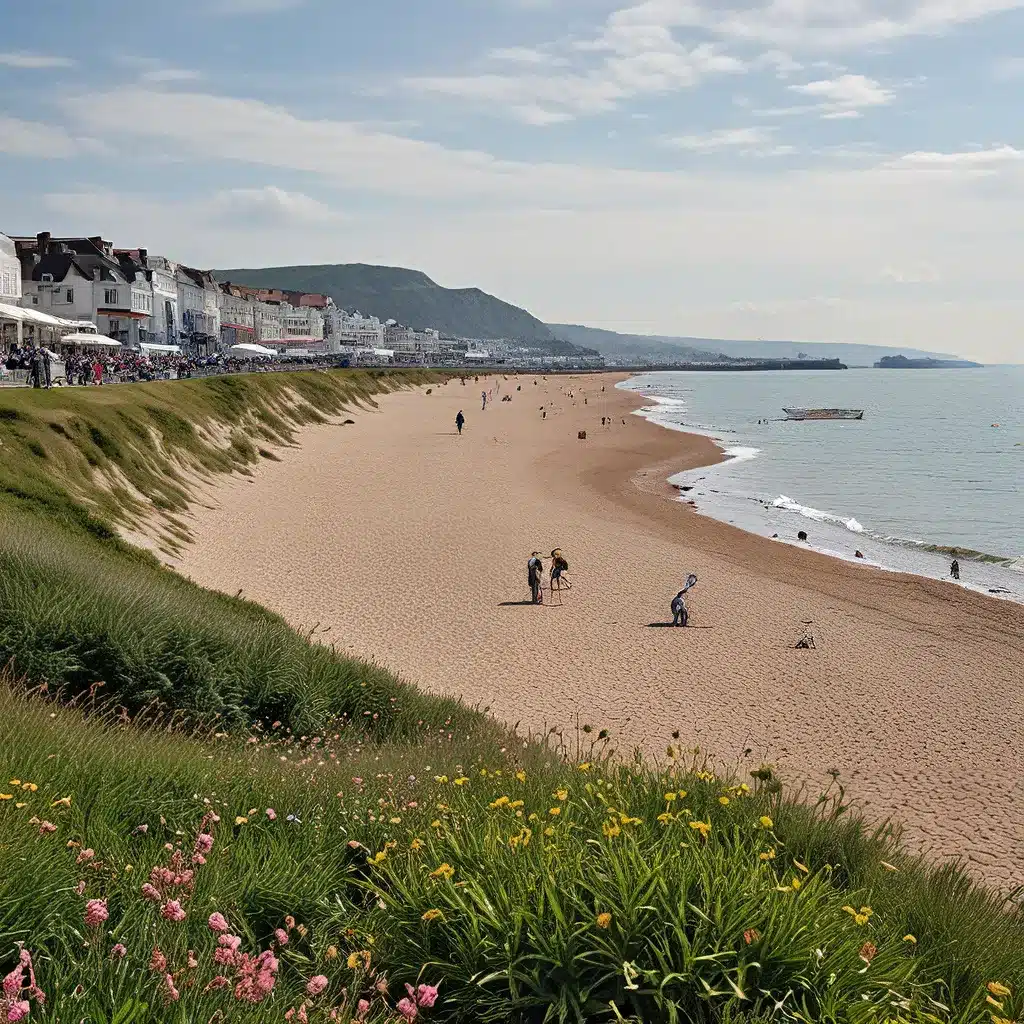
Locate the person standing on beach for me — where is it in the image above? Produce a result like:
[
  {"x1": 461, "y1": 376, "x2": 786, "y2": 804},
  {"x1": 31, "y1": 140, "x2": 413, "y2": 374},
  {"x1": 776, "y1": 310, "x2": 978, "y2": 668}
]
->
[
  {"x1": 456, "y1": 410, "x2": 465, "y2": 435},
  {"x1": 481, "y1": 391, "x2": 487, "y2": 411},
  {"x1": 950, "y1": 558, "x2": 960, "y2": 581},
  {"x1": 528, "y1": 552, "x2": 543, "y2": 604}
]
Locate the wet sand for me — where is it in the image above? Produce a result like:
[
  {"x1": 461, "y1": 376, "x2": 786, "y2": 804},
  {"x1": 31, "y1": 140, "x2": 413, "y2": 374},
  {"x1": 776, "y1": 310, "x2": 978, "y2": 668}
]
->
[{"x1": 173, "y1": 373, "x2": 1024, "y2": 887}]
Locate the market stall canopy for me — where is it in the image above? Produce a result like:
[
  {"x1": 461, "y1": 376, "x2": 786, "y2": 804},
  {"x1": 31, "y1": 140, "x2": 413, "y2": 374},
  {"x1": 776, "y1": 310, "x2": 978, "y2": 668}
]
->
[
  {"x1": 230, "y1": 343, "x2": 277, "y2": 356},
  {"x1": 139, "y1": 343, "x2": 181, "y2": 354},
  {"x1": 0, "y1": 301, "x2": 84, "y2": 329},
  {"x1": 59, "y1": 332, "x2": 123, "y2": 347}
]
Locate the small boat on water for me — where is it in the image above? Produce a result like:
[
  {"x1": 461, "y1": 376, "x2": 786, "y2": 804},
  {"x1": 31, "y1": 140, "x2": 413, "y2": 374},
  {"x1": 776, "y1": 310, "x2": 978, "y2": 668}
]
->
[{"x1": 783, "y1": 408, "x2": 864, "y2": 421}]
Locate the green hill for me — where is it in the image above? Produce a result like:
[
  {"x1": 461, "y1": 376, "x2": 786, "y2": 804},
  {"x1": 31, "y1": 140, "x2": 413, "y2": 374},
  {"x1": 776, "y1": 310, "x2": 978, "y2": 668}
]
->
[{"x1": 216, "y1": 263, "x2": 565, "y2": 348}]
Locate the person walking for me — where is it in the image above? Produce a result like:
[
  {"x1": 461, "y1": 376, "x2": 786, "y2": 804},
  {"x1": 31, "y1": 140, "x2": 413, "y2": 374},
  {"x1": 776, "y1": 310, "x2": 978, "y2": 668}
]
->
[
  {"x1": 528, "y1": 552, "x2": 544, "y2": 605},
  {"x1": 950, "y1": 558, "x2": 960, "y2": 581},
  {"x1": 455, "y1": 410, "x2": 465, "y2": 435},
  {"x1": 29, "y1": 346, "x2": 42, "y2": 389},
  {"x1": 481, "y1": 390, "x2": 487, "y2": 411},
  {"x1": 41, "y1": 347, "x2": 52, "y2": 389}
]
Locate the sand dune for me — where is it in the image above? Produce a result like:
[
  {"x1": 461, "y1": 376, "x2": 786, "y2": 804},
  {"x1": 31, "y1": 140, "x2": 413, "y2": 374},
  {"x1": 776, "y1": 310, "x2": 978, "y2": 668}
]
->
[{"x1": 174, "y1": 373, "x2": 1024, "y2": 887}]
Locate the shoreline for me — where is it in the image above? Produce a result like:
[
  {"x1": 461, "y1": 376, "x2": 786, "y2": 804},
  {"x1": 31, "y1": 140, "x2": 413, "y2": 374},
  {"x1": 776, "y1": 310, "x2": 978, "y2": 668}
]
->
[{"x1": 172, "y1": 370, "x2": 1024, "y2": 887}]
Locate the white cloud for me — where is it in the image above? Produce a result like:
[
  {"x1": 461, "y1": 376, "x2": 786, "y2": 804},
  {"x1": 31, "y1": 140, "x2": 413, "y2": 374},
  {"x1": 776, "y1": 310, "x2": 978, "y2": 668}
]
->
[
  {"x1": 209, "y1": 186, "x2": 342, "y2": 226},
  {"x1": 0, "y1": 51, "x2": 74, "y2": 69},
  {"x1": 0, "y1": 116, "x2": 79, "y2": 157},
  {"x1": 882, "y1": 263, "x2": 942, "y2": 283},
  {"x1": 488, "y1": 46, "x2": 567, "y2": 65},
  {"x1": 992, "y1": 55, "x2": 1024, "y2": 78},
  {"x1": 663, "y1": 125, "x2": 793, "y2": 154},
  {"x1": 894, "y1": 145, "x2": 1024, "y2": 167},
  {"x1": 210, "y1": 0, "x2": 304, "y2": 12},
  {"x1": 140, "y1": 68, "x2": 204, "y2": 84},
  {"x1": 790, "y1": 74, "x2": 893, "y2": 116}
]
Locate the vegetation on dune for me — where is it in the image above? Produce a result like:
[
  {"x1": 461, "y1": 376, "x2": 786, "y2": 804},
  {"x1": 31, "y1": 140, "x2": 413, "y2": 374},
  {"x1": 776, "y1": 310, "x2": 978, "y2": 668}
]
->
[{"x1": 0, "y1": 373, "x2": 1022, "y2": 1022}]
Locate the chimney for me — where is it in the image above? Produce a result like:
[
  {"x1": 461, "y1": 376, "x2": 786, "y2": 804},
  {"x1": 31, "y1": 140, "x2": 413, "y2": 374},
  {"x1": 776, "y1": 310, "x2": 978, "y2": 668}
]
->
[
  {"x1": 36, "y1": 231, "x2": 51, "y2": 256},
  {"x1": 138, "y1": 247, "x2": 148, "y2": 267}
]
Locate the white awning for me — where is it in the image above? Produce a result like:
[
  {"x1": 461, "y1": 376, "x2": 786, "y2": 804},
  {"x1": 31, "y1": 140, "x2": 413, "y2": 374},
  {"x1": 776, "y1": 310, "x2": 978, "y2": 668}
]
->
[
  {"x1": 0, "y1": 301, "x2": 83, "y2": 329},
  {"x1": 139, "y1": 343, "x2": 181, "y2": 354},
  {"x1": 372, "y1": 348, "x2": 395, "y2": 358},
  {"x1": 59, "y1": 332, "x2": 123, "y2": 347},
  {"x1": 230, "y1": 343, "x2": 277, "y2": 356}
]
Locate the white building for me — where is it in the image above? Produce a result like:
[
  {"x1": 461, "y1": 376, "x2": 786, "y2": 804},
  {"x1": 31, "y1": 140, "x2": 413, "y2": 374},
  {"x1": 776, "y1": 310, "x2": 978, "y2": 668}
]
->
[
  {"x1": 325, "y1": 307, "x2": 385, "y2": 350},
  {"x1": 278, "y1": 301, "x2": 325, "y2": 354},
  {"x1": 1, "y1": 233, "x2": 21, "y2": 304},
  {"x1": 146, "y1": 255, "x2": 181, "y2": 349},
  {"x1": 176, "y1": 266, "x2": 220, "y2": 354}
]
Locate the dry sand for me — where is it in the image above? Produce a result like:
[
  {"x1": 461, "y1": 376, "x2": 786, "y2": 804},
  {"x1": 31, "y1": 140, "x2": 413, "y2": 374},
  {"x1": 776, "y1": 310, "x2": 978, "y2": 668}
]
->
[{"x1": 173, "y1": 373, "x2": 1024, "y2": 887}]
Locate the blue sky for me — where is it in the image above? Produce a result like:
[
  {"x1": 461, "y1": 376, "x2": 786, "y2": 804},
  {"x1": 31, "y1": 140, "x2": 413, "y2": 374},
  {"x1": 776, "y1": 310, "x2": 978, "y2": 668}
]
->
[{"x1": 1, "y1": 0, "x2": 1023, "y2": 360}]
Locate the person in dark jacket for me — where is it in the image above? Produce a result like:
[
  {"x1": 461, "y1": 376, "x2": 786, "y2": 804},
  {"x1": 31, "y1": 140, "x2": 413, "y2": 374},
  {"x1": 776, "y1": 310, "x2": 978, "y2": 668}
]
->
[
  {"x1": 456, "y1": 410, "x2": 465, "y2": 434},
  {"x1": 528, "y1": 552, "x2": 543, "y2": 604},
  {"x1": 29, "y1": 347, "x2": 42, "y2": 389}
]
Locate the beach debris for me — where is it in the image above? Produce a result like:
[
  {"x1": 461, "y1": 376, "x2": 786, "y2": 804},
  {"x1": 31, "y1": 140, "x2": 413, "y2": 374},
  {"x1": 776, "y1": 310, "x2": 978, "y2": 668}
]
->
[
  {"x1": 426, "y1": 388, "x2": 432, "y2": 395},
  {"x1": 855, "y1": 550, "x2": 864, "y2": 559},
  {"x1": 794, "y1": 621, "x2": 816, "y2": 650},
  {"x1": 797, "y1": 530, "x2": 808, "y2": 542},
  {"x1": 577, "y1": 430, "x2": 587, "y2": 440},
  {"x1": 343, "y1": 419, "x2": 355, "y2": 425}
]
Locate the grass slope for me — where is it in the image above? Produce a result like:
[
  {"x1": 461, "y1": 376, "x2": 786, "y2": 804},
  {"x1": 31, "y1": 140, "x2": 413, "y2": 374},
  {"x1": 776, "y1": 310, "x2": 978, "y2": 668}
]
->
[{"x1": 0, "y1": 374, "x2": 1021, "y2": 1023}]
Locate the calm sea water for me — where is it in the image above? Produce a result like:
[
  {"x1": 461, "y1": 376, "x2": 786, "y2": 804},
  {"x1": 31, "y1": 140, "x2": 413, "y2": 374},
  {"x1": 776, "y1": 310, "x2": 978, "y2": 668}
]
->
[{"x1": 620, "y1": 367, "x2": 1024, "y2": 603}]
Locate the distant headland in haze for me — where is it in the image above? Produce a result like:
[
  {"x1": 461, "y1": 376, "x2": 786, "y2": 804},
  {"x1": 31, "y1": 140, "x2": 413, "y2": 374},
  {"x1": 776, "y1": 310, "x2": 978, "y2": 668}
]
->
[{"x1": 874, "y1": 355, "x2": 984, "y2": 369}]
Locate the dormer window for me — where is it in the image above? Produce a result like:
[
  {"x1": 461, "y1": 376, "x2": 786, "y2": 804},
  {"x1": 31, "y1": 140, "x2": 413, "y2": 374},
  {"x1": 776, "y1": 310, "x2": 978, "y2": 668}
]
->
[{"x1": 104, "y1": 288, "x2": 119, "y2": 305}]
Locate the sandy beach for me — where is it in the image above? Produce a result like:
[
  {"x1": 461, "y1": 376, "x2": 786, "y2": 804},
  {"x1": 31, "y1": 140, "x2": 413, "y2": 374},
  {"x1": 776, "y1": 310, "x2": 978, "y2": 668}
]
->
[{"x1": 173, "y1": 372, "x2": 1024, "y2": 887}]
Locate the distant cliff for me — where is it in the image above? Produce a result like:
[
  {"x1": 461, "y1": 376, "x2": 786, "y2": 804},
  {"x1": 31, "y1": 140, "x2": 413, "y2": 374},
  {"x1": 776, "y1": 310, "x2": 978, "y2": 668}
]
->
[
  {"x1": 215, "y1": 263, "x2": 589, "y2": 354},
  {"x1": 875, "y1": 355, "x2": 983, "y2": 369}
]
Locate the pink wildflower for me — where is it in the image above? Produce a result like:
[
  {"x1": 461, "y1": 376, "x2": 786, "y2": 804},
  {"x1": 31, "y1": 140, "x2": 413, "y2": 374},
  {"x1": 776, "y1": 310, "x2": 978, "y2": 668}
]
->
[
  {"x1": 355, "y1": 999, "x2": 371, "y2": 1021},
  {"x1": 140, "y1": 883, "x2": 161, "y2": 902},
  {"x1": 74, "y1": 881, "x2": 86, "y2": 896},
  {"x1": 6, "y1": 1000, "x2": 30, "y2": 1021},
  {"x1": 284, "y1": 915, "x2": 296, "y2": 931},
  {"x1": 416, "y1": 983, "x2": 439, "y2": 1008},
  {"x1": 265, "y1": 808, "x2": 277, "y2": 820},
  {"x1": 160, "y1": 900, "x2": 186, "y2": 923},
  {"x1": 149, "y1": 948, "x2": 167, "y2": 973},
  {"x1": 163, "y1": 973, "x2": 180, "y2": 1003},
  {"x1": 274, "y1": 928, "x2": 289, "y2": 946},
  {"x1": 397, "y1": 996, "x2": 419, "y2": 1022},
  {"x1": 305, "y1": 975, "x2": 328, "y2": 997},
  {"x1": 194, "y1": 833, "x2": 214, "y2": 855},
  {"x1": 37, "y1": 821, "x2": 57, "y2": 835},
  {"x1": 204, "y1": 976, "x2": 229, "y2": 992},
  {"x1": 134, "y1": 824, "x2": 149, "y2": 834},
  {"x1": 84, "y1": 899, "x2": 109, "y2": 928},
  {"x1": 192, "y1": 854, "x2": 206, "y2": 865},
  {"x1": 218, "y1": 934, "x2": 242, "y2": 951},
  {"x1": 208, "y1": 912, "x2": 230, "y2": 933},
  {"x1": 110, "y1": 944, "x2": 127, "y2": 961},
  {"x1": 186, "y1": 950, "x2": 199, "y2": 970},
  {"x1": 76, "y1": 848, "x2": 95, "y2": 864}
]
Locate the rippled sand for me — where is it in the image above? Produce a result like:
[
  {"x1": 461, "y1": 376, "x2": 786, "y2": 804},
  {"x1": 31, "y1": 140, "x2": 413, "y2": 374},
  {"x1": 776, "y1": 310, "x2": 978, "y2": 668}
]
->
[{"x1": 172, "y1": 373, "x2": 1024, "y2": 888}]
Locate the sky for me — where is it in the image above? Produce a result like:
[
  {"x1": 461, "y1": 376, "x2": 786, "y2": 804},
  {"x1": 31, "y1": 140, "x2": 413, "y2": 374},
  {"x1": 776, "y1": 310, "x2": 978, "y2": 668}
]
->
[{"x1": 1, "y1": 0, "x2": 1023, "y2": 361}]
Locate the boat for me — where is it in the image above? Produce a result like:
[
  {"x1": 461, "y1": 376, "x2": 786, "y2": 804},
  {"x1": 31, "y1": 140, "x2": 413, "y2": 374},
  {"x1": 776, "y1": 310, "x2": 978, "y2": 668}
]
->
[{"x1": 783, "y1": 408, "x2": 864, "y2": 421}]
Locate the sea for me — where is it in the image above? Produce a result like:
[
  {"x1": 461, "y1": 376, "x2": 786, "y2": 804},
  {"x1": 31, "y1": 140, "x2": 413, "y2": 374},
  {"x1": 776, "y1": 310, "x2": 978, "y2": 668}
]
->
[{"x1": 619, "y1": 366, "x2": 1024, "y2": 604}]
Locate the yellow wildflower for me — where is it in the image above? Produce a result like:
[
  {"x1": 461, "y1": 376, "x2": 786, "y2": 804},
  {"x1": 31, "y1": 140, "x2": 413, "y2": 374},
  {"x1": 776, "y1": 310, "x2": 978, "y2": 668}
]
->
[
  {"x1": 595, "y1": 912, "x2": 612, "y2": 929},
  {"x1": 657, "y1": 812, "x2": 674, "y2": 824},
  {"x1": 479, "y1": 769, "x2": 488, "y2": 777},
  {"x1": 346, "y1": 950, "x2": 371, "y2": 970},
  {"x1": 759, "y1": 848, "x2": 776, "y2": 861},
  {"x1": 421, "y1": 909, "x2": 444, "y2": 922},
  {"x1": 987, "y1": 997, "x2": 1005, "y2": 1011},
  {"x1": 489, "y1": 796, "x2": 510, "y2": 809},
  {"x1": 677, "y1": 790, "x2": 687, "y2": 799},
  {"x1": 124, "y1": 864, "x2": 133, "y2": 872},
  {"x1": 578, "y1": 763, "x2": 591, "y2": 772},
  {"x1": 510, "y1": 800, "x2": 524, "y2": 809},
  {"x1": 15, "y1": 803, "x2": 25, "y2": 809},
  {"x1": 515, "y1": 771, "x2": 527, "y2": 783},
  {"x1": 664, "y1": 792, "x2": 677, "y2": 802},
  {"x1": 434, "y1": 775, "x2": 449, "y2": 784},
  {"x1": 903, "y1": 934, "x2": 917, "y2": 944},
  {"x1": 0, "y1": 794, "x2": 11, "y2": 801},
  {"x1": 410, "y1": 838, "x2": 424, "y2": 851},
  {"x1": 326, "y1": 946, "x2": 338, "y2": 960},
  {"x1": 602, "y1": 820, "x2": 621, "y2": 838},
  {"x1": 21, "y1": 783, "x2": 38, "y2": 792},
  {"x1": 688, "y1": 819, "x2": 711, "y2": 839},
  {"x1": 8, "y1": 780, "x2": 20, "y2": 786},
  {"x1": 555, "y1": 789, "x2": 568, "y2": 801},
  {"x1": 619, "y1": 814, "x2": 642, "y2": 826},
  {"x1": 389, "y1": 817, "x2": 401, "y2": 824},
  {"x1": 549, "y1": 807, "x2": 561, "y2": 816},
  {"x1": 991, "y1": 1017, "x2": 1015, "y2": 1024},
  {"x1": 453, "y1": 777, "x2": 469, "y2": 786},
  {"x1": 235, "y1": 816, "x2": 248, "y2": 825},
  {"x1": 370, "y1": 851, "x2": 387, "y2": 864},
  {"x1": 436, "y1": 803, "x2": 449, "y2": 811},
  {"x1": 759, "y1": 816, "x2": 774, "y2": 829},
  {"x1": 430, "y1": 819, "x2": 441, "y2": 828},
  {"x1": 842, "y1": 905, "x2": 873, "y2": 926},
  {"x1": 718, "y1": 796, "x2": 730, "y2": 806},
  {"x1": 544, "y1": 826, "x2": 555, "y2": 837},
  {"x1": 790, "y1": 876, "x2": 801, "y2": 891},
  {"x1": 429, "y1": 863, "x2": 455, "y2": 880},
  {"x1": 988, "y1": 983, "x2": 1012, "y2": 998}
]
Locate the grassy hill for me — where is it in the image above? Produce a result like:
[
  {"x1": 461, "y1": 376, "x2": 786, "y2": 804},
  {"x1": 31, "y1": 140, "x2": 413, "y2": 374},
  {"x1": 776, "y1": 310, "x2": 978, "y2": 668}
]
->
[{"x1": 217, "y1": 263, "x2": 567, "y2": 348}]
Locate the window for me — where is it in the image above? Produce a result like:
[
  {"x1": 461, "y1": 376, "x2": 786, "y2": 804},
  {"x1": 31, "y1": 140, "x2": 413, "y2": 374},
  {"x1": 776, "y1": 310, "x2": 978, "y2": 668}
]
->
[
  {"x1": 32, "y1": 296, "x2": 38, "y2": 305},
  {"x1": 66, "y1": 288, "x2": 74, "y2": 303},
  {"x1": 104, "y1": 288, "x2": 119, "y2": 305},
  {"x1": 109, "y1": 319, "x2": 120, "y2": 334}
]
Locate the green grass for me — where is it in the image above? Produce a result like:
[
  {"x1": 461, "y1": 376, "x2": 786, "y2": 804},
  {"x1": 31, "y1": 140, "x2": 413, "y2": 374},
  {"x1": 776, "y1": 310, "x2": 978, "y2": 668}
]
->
[{"x1": 0, "y1": 372, "x2": 1022, "y2": 1023}]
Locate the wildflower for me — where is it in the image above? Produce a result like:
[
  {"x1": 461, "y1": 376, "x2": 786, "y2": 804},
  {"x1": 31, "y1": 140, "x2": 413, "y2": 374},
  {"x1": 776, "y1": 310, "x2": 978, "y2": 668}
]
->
[
  {"x1": 429, "y1": 863, "x2": 455, "y2": 881},
  {"x1": 208, "y1": 912, "x2": 230, "y2": 933},
  {"x1": 596, "y1": 912, "x2": 612, "y2": 929},
  {"x1": 602, "y1": 820, "x2": 621, "y2": 838},
  {"x1": 6, "y1": 1001, "x2": 30, "y2": 1021},
  {"x1": 346, "y1": 950, "x2": 371, "y2": 970},
  {"x1": 37, "y1": 821, "x2": 57, "y2": 835},
  {"x1": 549, "y1": 807, "x2": 561, "y2": 817},
  {"x1": 510, "y1": 800, "x2": 524, "y2": 809},
  {"x1": 421, "y1": 909, "x2": 444, "y2": 922},
  {"x1": 555, "y1": 789, "x2": 568, "y2": 801},
  {"x1": 858, "y1": 941, "x2": 878, "y2": 965},
  {"x1": 76, "y1": 848, "x2": 95, "y2": 864},
  {"x1": 664, "y1": 792, "x2": 677, "y2": 802},
  {"x1": 489, "y1": 796, "x2": 510, "y2": 809},
  {"x1": 161, "y1": 900, "x2": 186, "y2": 922},
  {"x1": 657, "y1": 812, "x2": 674, "y2": 824},
  {"x1": 370, "y1": 851, "x2": 387, "y2": 865},
  {"x1": 434, "y1": 775, "x2": 449, "y2": 784},
  {"x1": 988, "y1": 983, "x2": 1013, "y2": 998},
  {"x1": 234, "y1": 816, "x2": 248, "y2": 825},
  {"x1": 75, "y1": 880, "x2": 86, "y2": 896},
  {"x1": 326, "y1": 945, "x2": 338, "y2": 959},
  {"x1": 515, "y1": 771, "x2": 527, "y2": 783},
  {"x1": 205, "y1": 976, "x2": 230, "y2": 992},
  {"x1": 397, "y1": 996, "x2": 419, "y2": 1022},
  {"x1": 7, "y1": 780, "x2": 18, "y2": 786},
  {"x1": 578, "y1": 763, "x2": 591, "y2": 772},
  {"x1": 356, "y1": 999, "x2": 371, "y2": 1021},
  {"x1": 84, "y1": 898, "x2": 109, "y2": 927},
  {"x1": 149, "y1": 948, "x2": 168, "y2": 973},
  {"x1": 163, "y1": 972, "x2": 180, "y2": 1003},
  {"x1": 195, "y1": 833, "x2": 214, "y2": 855},
  {"x1": 903, "y1": 934, "x2": 917, "y2": 944},
  {"x1": 544, "y1": 826, "x2": 555, "y2": 836},
  {"x1": 306, "y1": 975, "x2": 329, "y2": 997},
  {"x1": 410, "y1": 838, "x2": 424, "y2": 851},
  {"x1": 688, "y1": 819, "x2": 711, "y2": 839},
  {"x1": 790, "y1": 877, "x2": 802, "y2": 891},
  {"x1": 21, "y1": 783, "x2": 38, "y2": 793},
  {"x1": 0, "y1": 794, "x2": 11, "y2": 801},
  {"x1": 110, "y1": 943, "x2": 127, "y2": 961},
  {"x1": 842, "y1": 905, "x2": 873, "y2": 926},
  {"x1": 677, "y1": 789, "x2": 687, "y2": 799},
  {"x1": 390, "y1": 817, "x2": 402, "y2": 824},
  {"x1": 140, "y1": 883, "x2": 161, "y2": 902},
  {"x1": 759, "y1": 816, "x2": 774, "y2": 829},
  {"x1": 51, "y1": 796, "x2": 71, "y2": 808},
  {"x1": 430, "y1": 819, "x2": 441, "y2": 828},
  {"x1": 453, "y1": 777, "x2": 469, "y2": 786},
  {"x1": 416, "y1": 984, "x2": 439, "y2": 1008},
  {"x1": 718, "y1": 796, "x2": 730, "y2": 806},
  {"x1": 743, "y1": 929, "x2": 760, "y2": 945},
  {"x1": 275, "y1": 929, "x2": 289, "y2": 945},
  {"x1": 759, "y1": 848, "x2": 776, "y2": 861}
]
